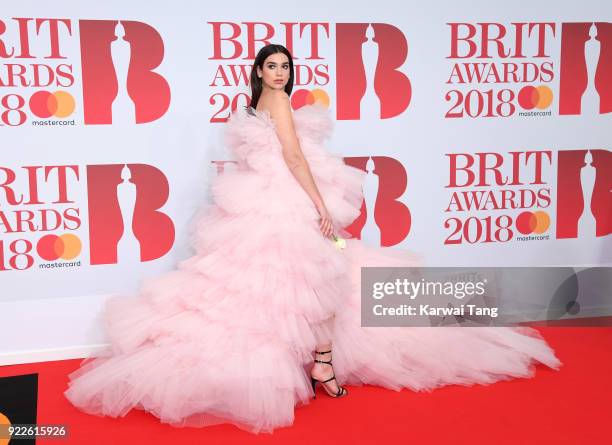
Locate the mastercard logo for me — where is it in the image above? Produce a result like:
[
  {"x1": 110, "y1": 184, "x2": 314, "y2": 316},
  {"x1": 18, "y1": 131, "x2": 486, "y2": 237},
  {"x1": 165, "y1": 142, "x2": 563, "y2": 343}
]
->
[
  {"x1": 291, "y1": 88, "x2": 330, "y2": 110},
  {"x1": 517, "y1": 85, "x2": 553, "y2": 110},
  {"x1": 29, "y1": 90, "x2": 76, "y2": 118},
  {"x1": 516, "y1": 211, "x2": 550, "y2": 235},
  {"x1": 36, "y1": 233, "x2": 82, "y2": 261},
  {"x1": 0, "y1": 411, "x2": 10, "y2": 445}
]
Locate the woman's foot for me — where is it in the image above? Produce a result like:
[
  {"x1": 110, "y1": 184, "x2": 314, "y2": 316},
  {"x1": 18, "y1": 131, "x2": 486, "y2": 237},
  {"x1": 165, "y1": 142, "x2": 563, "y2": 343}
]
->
[{"x1": 310, "y1": 350, "x2": 348, "y2": 398}]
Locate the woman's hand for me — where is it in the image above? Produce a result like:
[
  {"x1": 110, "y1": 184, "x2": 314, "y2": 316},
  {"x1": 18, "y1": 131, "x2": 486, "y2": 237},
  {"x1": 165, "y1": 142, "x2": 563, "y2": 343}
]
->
[{"x1": 316, "y1": 202, "x2": 334, "y2": 239}]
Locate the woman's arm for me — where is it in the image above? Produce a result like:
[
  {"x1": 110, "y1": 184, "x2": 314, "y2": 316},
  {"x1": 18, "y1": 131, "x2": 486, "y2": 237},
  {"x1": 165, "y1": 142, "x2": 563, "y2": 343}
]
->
[{"x1": 268, "y1": 92, "x2": 333, "y2": 238}]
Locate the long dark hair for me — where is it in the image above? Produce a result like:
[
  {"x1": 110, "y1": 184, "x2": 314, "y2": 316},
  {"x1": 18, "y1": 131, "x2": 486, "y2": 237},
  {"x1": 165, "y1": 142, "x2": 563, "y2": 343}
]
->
[{"x1": 249, "y1": 44, "x2": 294, "y2": 109}]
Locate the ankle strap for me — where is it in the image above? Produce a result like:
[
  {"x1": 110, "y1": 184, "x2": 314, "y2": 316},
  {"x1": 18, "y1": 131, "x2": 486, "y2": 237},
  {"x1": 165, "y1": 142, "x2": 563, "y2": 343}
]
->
[{"x1": 315, "y1": 350, "x2": 332, "y2": 355}]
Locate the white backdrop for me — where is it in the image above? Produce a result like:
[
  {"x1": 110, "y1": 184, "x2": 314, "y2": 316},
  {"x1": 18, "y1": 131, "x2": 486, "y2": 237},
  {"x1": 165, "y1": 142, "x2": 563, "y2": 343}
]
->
[{"x1": 1, "y1": 0, "x2": 610, "y2": 365}]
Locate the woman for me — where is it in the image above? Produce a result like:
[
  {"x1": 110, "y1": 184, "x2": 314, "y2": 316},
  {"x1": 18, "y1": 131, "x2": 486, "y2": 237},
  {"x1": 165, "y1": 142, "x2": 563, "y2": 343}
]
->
[{"x1": 64, "y1": 44, "x2": 562, "y2": 434}]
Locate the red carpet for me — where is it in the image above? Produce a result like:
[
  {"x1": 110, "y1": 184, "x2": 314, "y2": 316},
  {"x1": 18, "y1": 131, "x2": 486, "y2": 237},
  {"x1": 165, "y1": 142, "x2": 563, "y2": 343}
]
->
[{"x1": 1, "y1": 327, "x2": 610, "y2": 444}]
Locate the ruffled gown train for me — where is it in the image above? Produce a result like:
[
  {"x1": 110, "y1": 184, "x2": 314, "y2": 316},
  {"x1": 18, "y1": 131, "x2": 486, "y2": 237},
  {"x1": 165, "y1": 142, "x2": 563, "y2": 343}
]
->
[{"x1": 64, "y1": 103, "x2": 562, "y2": 433}]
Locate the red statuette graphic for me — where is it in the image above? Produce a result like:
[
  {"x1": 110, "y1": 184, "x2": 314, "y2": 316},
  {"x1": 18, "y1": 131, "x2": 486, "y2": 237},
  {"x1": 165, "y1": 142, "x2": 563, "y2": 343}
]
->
[
  {"x1": 87, "y1": 164, "x2": 175, "y2": 264},
  {"x1": 79, "y1": 20, "x2": 171, "y2": 124},
  {"x1": 344, "y1": 156, "x2": 412, "y2": 246},
  {"x1": 556, "y1": 149, "x2": 612, "y2": 238},
  {"x1": 559, "y1": 22, "x2": 612, "y2": 115},
  {"x1": 336, "y1": 23, "x2": 411, "y2": 120}
]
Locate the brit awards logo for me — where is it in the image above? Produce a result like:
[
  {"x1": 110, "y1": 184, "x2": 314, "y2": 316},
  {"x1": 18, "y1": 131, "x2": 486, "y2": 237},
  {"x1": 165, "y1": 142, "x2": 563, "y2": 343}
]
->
[
  {"x1": 0, "y1": 164, "x2": 83, "y2": 271},
  {"x1": 206, "y1": 21, "x2": 411, "y2": 120},
  {"x1": 0, "y1": 17, "x2": 170, "y2": 126},
  {"x1": 444, "y1": 150, "x2": 553, "y2": 244},
  {"x1": 445, "y1": 22, "x2": 556, "y2": 119},
  {"x1": 0, "y1": 163, "x2": 175, "y2": 272},
  {"x1": 443, "y1": 147, "x2": 612, "y2": 246},
  {"x1": 444, "y1": 21, "x2": 611, "y2": 119}
]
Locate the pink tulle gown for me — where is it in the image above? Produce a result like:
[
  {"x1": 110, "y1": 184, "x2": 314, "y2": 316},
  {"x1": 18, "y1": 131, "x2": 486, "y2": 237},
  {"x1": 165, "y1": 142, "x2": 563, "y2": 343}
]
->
[{"x1": 64, "y1": 103, "x2": 562, "y2": 433}]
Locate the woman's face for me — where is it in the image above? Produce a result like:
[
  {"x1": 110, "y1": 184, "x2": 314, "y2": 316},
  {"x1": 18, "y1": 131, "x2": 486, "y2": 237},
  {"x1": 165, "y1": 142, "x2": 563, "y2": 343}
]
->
[{"x1": 257, "y1": 53, "x2": 290, "y2": 91}]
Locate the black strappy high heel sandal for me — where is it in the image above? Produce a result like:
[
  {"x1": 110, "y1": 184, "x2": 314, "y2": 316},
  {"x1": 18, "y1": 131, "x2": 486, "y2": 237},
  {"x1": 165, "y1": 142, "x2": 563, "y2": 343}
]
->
[{"x1": 310, "y1": 349, "x2": 348, "y2": 399}]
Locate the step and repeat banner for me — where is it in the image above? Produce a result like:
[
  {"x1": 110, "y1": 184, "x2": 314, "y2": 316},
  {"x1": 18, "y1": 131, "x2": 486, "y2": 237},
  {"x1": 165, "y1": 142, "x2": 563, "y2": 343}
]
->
[{"x1": 1, "y1": 1, "x2": 610, "y2": 362}]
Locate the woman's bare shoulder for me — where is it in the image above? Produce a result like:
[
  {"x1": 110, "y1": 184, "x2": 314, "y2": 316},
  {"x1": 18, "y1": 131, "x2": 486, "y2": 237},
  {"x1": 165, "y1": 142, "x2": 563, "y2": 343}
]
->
[{"x1": 258, "y1": 91, "x2": 291, "y2": 118}]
